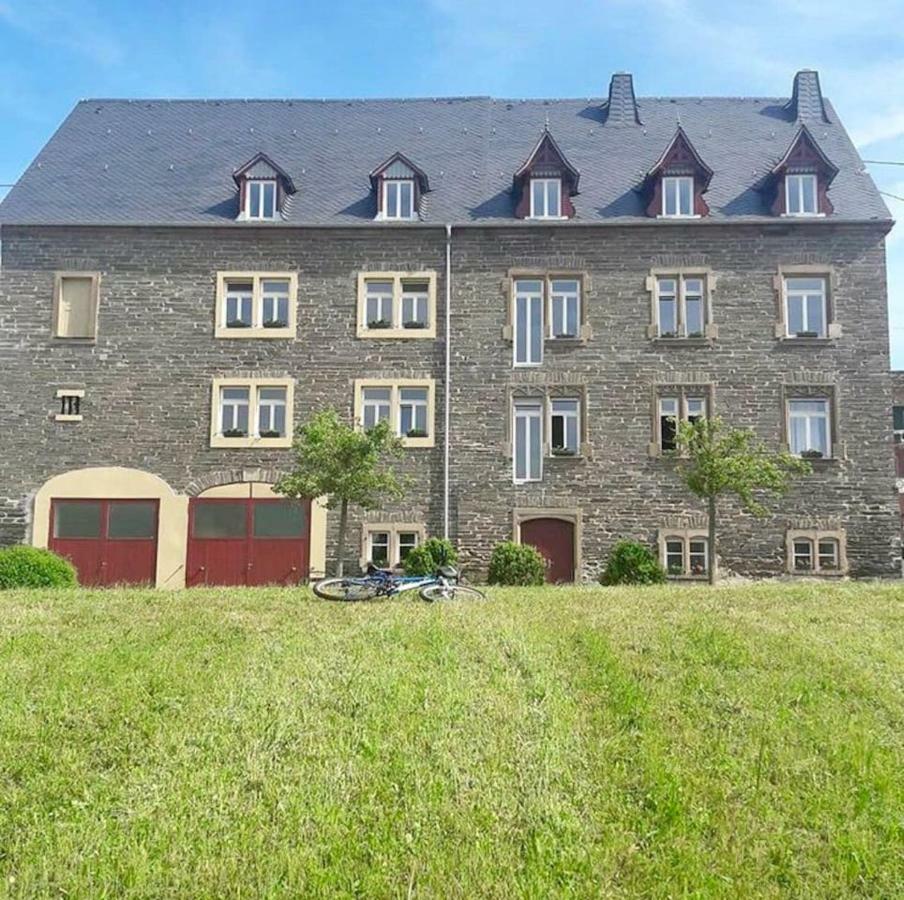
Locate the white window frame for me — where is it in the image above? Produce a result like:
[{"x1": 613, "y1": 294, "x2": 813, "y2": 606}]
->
[
  {"x1": 549, "y1": 279, "x2": 581, "y2": 339},
  {"x1": 656, "y1": 392, "x2": 708, "y2": 455},
  {"x1": 655, "y1": 274, "x2": 708, "y2": 338},
  {"x1": 354, "y1": 379, "x2": 435, "y2": 448},
  {"x1": 784, "y1": 173, "x2": 820, "y2": 217},
  {"x1": 382, "y1": 179, "x2": 416, "y2": 220},
  {"x1": 661, "y1": 176, "x2": 695, "y2": 218},
  {"x1": 787, "y1": 398, "x2": 832, "y2": 459},
  {"x1": 549, "y1": 398, "x2": 581, "y2": 456},
  {"x1": 361, "y1": 523, "x2": 426, "y2": 569},
  {"x1": 783, "y1": 276, "x2": 828, "y2": 338},
  {"x1": 787, "y1": 529, "x2": 846, "y2": 575},
  {"x1": 53, "y1": 272, "x2": 100, "y2": 340},
  {"x1": 215, "y1": 272, "x2": 297, "y2": 339},
  {"x1": 660, "y1": 532, "x2": 709, "y2": 578},
  {"x1": 356, "y1": 272, "x2": 437, "y2": 339},
  {"x1": 257, "y1": 386, "x2": 288, "y2": 438},
  {"x1": 513, "y1": 400, "x2": 544, "y2": 484},
  {"x1": 361, "y1": 387, "x2": 393, "y2": 431},
  {"x1": 398, "y1": 386, "x2": 430, "y2": 439},
  {"x1": 210, "y1": 378, "x2": 294, "y2": 448},
  {"x1": 246, "y1": 180, "x2": 278, "y2": 221},
  {"x1": 513, "y1": 279, "x2": 545, "y2": 367},
  {"x1": 529, "y1": 178, "x2": 563, "y2": 219}
]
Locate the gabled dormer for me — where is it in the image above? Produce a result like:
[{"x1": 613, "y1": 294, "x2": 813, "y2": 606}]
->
[
  {"x1": 233, "y1": 153, "x2": 295, "y2": 221},
  {"x1": 513, "y1": 131, "x2": 580, "y2": 220},
  {"x1": 370, "y1": 152, "x2": 429, "y2": 221},
  {"x1": 767, "y1": 125, "x2": 838, "y2": 217},
  {"x1": 643, "y1": 127, "x2": 713, "y2": 219}
]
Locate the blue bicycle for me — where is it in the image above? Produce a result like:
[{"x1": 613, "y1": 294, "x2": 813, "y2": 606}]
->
[{"x1": 313, "y1": 564, "x2": 486, "y2": 602}]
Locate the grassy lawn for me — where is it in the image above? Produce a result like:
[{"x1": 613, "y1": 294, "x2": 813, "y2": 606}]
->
[{"x1": 0, "y1": 583, "x2": 902, "y2": 898}]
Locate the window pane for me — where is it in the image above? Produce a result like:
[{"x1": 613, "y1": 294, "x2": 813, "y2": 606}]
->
[
  {"x1": 787, "y1": 294, "x2": 805, "y2": 335},
  {"x1": 529, "y1": 295, "x2": 543, "y2": 362},
  {"x1": 54, "y1": 501, "x2": 102, "y2": 538},
  {"x1": 659, "y1": 297, "x2": 677, "y2": 335},
  {"x1": 193, "y1": 502, "x2": 247, "y2": 538},
  {"x1": 532, "y1": 180, "x2": 545, "y2": 216},
  {"x1": 805, "y1": 293, "x2": 826, "y2": 336},
  {"x1": 386, "y1": 182, "x2": 398, "y2": 218},
  {"x1": 665, "y1": 539, "x2": 684, "y2": 574},
  {"x1": 689, "y1": 539, "x2": 707, "y2": 575},
  {"x1": 58, "y1": 277, "x2": 95, "y2": 338},
  {"x1": 398, "y1": 532, "x2": 418, "y2": 561},
  {"x1": 262, "y1": 182, "x2": 276, "y2": 218},
  {"x1": 686, "y1": 397, "x2": 706, "y2": 423},
  {"x1": 108, "y1": 501, "x2": 156, "y2": 539},
  {"x1": 249, "y1": 182, "x2": 261, "y2": 218},
  {"x1": 370, "y1": 532, "x2": 390, "y2": 564},
  {"x1": 399, "y1": 181, "x2": 413, "y2": 217},
  {"x1": 793, "y1": 539, "x2": 813, "y2": 571},
  {"x1": 548, "y1": 180, "x2": 560, "y2": 216},
  {"x1": 253, "y1": 502, "x2": 306, "y2": 538},
  {"x1": 678, "y1": 177, "x2": 693, "y2": 215},
  {"x1": 685, "y1": 296, "x2": 704, "y2": 336}
]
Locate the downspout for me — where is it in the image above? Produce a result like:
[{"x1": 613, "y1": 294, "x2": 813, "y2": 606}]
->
[{"x1": 443, "y1": 224, "x2": 452, "y2": 539}]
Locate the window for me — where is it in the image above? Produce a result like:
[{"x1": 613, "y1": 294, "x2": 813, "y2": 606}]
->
[
  {"x1": 653, "y1": 274, "x2": 709, "y2": 338},
  {"x1": 55, "y1": 389, "x2": 84, "y2": 422},
  {"x1": 382, "y1": 179, "x2": 416, "y2": 220},
  {"x1": 357, "y1": 272, "x2": 437, "y2": 338},
  {"x1": 894, "y1": 406, "x2": 904, "y2": 444},
  {"x1": 210, "y1": 378, "x2": 294, "y2": 448},
  {"x1": 247, "y1": 180, "x2": 277, "y2": 220},
  {"x1": 657, "y1": 393, "x2": 707, "y2": 453},
  {"x1": 788, "y1": 399, "x2": 831, "y2": 459},
  {"x1": 788, "y1": 530, "x2": 845, "y2": 574},
  {"x1": 549, "y1": 280, "x2": 581, "y2": 339},
  {"x1": 661, "y1": 534, "x2": 708, "y2": 577},
  {"x1": 514, "y1": 279, "x2": 544, "y2": 366},
  {"x1": 362, "y1": 524, "x2": 425, "y2": 568},
  {"x1": 785, "y1": 174, "x2": 818, "y2": 216},
  {"x1": 550, "y1": 399, "x2": 580, "y2": 456},
  {"x1": 513, "y1": 400, "x2": 543, "y2": 483},
  {"x1": 53, "y1": 500, "x2": 102, "y2": 538},
  {"x1": 252, "y1": 502, "x2": 307, "y2": 538},
  {"x1": 215, "y1": 273, "x2": 297, "y2": 338},
  {"x1": 662, "y1": 176, "x2": 694, "y2": 217},
  {"x1": 784, "y1": 277, "x2": 827, "y2": 338},
  {"x1": 354, "y1": 380, "x2": 435, "y2": 447},
  {"x1": 529, "y1": 178, "x2": 562, "y2": 218},
  {"x1": 53, "y1": 273, "x2": 99, "y2": 339}
]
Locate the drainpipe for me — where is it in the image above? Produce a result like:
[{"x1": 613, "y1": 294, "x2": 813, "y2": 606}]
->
[{"x1": 443, "y1": 224, "x2": 452, "y2": 539}]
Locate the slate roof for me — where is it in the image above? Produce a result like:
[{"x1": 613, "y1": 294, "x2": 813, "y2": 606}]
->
[{"x1": 0, "y1": 80, "x2": 891, "y2": 226}]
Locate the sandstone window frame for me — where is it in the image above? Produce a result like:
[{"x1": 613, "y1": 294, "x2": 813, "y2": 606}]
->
[
  {"x1": 360, "y1": 522, "x2": 426, "y2": 569},
  {"x1": 356, "y1": 271, "x2": 437, "y2": 339},
  {"x1": 353, "y1": 378, "x2": 436, "y2": 448},
  {"x1": 649, "y1": 383, "x2": 713, "y2": 457},
  {"x1": 645, "y1": 268, "x2": 717, "y2": 341},
  {"x1": 786, "y1": 528, "x2": 847, "y2": 575},
  {"x1": 658, "y1": 528, "x2": 709, "y2": 579},
  {"x1": 53, "y1": 272, "x2": 101, "y2": 340},
  {"x1": 209, "y1": 376, "x2": 295, "y2": 448},
  {"x1": 214, "y1": 272, "x2": 297, "y2": 339},
  {"x1": 773, "y1": 265, "x2": 841, "y2": 341},
  {"x1": 781, "y1": 384, "x2": 839, "y2": 461},
  {"x1": 503, "y1": 270, "x2": 593, "y2": 359}
]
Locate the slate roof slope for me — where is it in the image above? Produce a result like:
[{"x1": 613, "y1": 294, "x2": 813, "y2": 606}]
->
[{"x1": 0, "y1": 90, "x2": 890, "y2": 226}]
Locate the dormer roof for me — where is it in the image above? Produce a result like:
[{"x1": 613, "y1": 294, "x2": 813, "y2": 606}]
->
[
  {"x1": 513, "y1": 130, "x2": 580, "y2": 191},
  {"x1": 369, "y1": 152, "x2": 430, "y2": 192},
  {"x1": 770, "y1": 124, "x2": 839, "y2": 182},
  {"x1": 232, "y1": 152, "x2": 295, "y2": 193},
  {"x1": 645, "y1": 127, "x2": 713, "y2": 188}
]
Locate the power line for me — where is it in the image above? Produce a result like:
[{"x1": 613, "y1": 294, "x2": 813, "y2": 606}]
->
[
  {"x1": 863, "y1": 160, "x2": 904, "y2": 167},
  {"x1": 879, "y1": 190, "x2": 904, "y2": 203}
]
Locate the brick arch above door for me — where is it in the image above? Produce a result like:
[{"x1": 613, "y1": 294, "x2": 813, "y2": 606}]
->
[{"x1": 185, "y1": 468, "x2": 289, "y2": 497}]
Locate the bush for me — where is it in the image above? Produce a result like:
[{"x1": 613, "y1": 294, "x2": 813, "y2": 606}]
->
[
  {"x1": 600, "y1": 540, "x2": 666, "y2": 586},
  {"x1": 487, "y1": 541, "x2": 546, "y2": 586},
  {"x1": 403, "y1": 537, "x2": 458, "y2": 576},
  {"x1": 0, "y1": 546, "x2": 77, "y2": 589}
]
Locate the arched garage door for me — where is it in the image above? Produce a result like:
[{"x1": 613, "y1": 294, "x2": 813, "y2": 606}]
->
[
  {"x1": 186, "y1": 497, "x2": 310, "y2": 586},
  {"x1": 520, "y1": 517, "x2": 575, "y2": 583}
]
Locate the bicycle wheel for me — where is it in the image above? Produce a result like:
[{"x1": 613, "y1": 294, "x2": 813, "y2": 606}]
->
[
  {"x1": 419, "y1": 584, "x2": 487, "y2": 602},
  {"x1": 313, "y1": 577, "x2": 380, "y2": 601}
]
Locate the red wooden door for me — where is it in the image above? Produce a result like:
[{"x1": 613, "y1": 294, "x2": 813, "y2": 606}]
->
[
  {"x1": 49, "y1": 499, "x2": 158, "y2": 586},
  {"x1": 187, "y1": 498, "x2": 309, "y2": 587},
  {"x1": 520, "y1": 518, "x2": 575, "y2": 583}
]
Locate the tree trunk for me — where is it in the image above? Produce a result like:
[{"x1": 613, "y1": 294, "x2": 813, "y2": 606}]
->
[
  {"x1": 336, "y1": 498, "x2": 349, "y2": 577},
  {"x1": 708, "y1": 494, "x2": 717, "y2": 585}
]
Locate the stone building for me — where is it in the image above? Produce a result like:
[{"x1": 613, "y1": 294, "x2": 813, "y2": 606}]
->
[{"x1": 0, "y1": 70, "x2": 899, "y2": 585}]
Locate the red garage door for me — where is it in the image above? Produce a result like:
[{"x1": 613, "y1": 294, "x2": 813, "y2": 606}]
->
[
  {"x1": 49, "y1": 499, "x2": 158, "y2": 586},
  {"x1": 186, "y1": 498, "x2": 310, "y2": 587},
  {"x1": 520, "y1": 517, "x2": 575, "y2": 583}
]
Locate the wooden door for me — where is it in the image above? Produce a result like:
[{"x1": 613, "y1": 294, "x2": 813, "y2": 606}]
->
[{"x1": 520, "y1": 517, "x2": 575, "y2": 583}]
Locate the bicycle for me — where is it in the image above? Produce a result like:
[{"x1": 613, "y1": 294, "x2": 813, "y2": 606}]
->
[{"x1": 313, "y1": 564, "x2": 486, "y2": 602}]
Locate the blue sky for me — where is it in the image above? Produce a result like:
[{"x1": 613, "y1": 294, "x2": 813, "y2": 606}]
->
[{"x1": 1, "y1": 0, "x2": 902, "y2": 364}]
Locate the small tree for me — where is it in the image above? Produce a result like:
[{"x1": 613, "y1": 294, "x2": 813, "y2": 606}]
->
[
  {"x1": 274, "y1": 409, "x2": 405, "y2": 576},
  {"x1": 677, "y1": 417, "x2": 810, "y2": 584}
]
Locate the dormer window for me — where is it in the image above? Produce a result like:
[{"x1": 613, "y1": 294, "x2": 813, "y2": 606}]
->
[
  {"x1": 530, "y1": 178, "x2": 562, "y2": 219},
  {"x1": 247, "y1": 180, "x2": 277, "y2": 220},
  {"x1": 644, "y1": 128, "x2": 712, "y2": 219},
  {"x1": 232, "y1": 153, "x2": 295, "y2": 223},
  {"x1": 784, "y1": 173, "x2": 818, "y2": 216},
  {"x1": 662, "y1": 176, "x2": 694, "y2": 218},
  {"x1": 513, "y1": 131, "x2": 579, "y2": 220},
  {"x1": 383, "y1": 179, "x2": 415, "y2": 220}
]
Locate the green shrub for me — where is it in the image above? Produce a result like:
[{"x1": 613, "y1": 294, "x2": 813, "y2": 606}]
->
[
  {"x1": 0, "y1": 546, "x2": 77, "y2": 589},
  {"x1": 600, "y1": 540, "x2": 666, "y2": 586},
  {"x1": 403, "y1": 537, "x2": 459, "y2": 576},
  {"x1": 487, "y1": 541, "x2": 546, "y2": 586}
]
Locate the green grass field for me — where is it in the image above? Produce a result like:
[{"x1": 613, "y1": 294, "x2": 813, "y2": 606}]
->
[{"x1": 0, "y1": 583, "x2": 902, "y2": 898}]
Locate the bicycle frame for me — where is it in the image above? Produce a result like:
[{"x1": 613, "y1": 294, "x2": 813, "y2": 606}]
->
[{"x1": 359, "y1": 569, "x2": 450, "y2": 598}]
